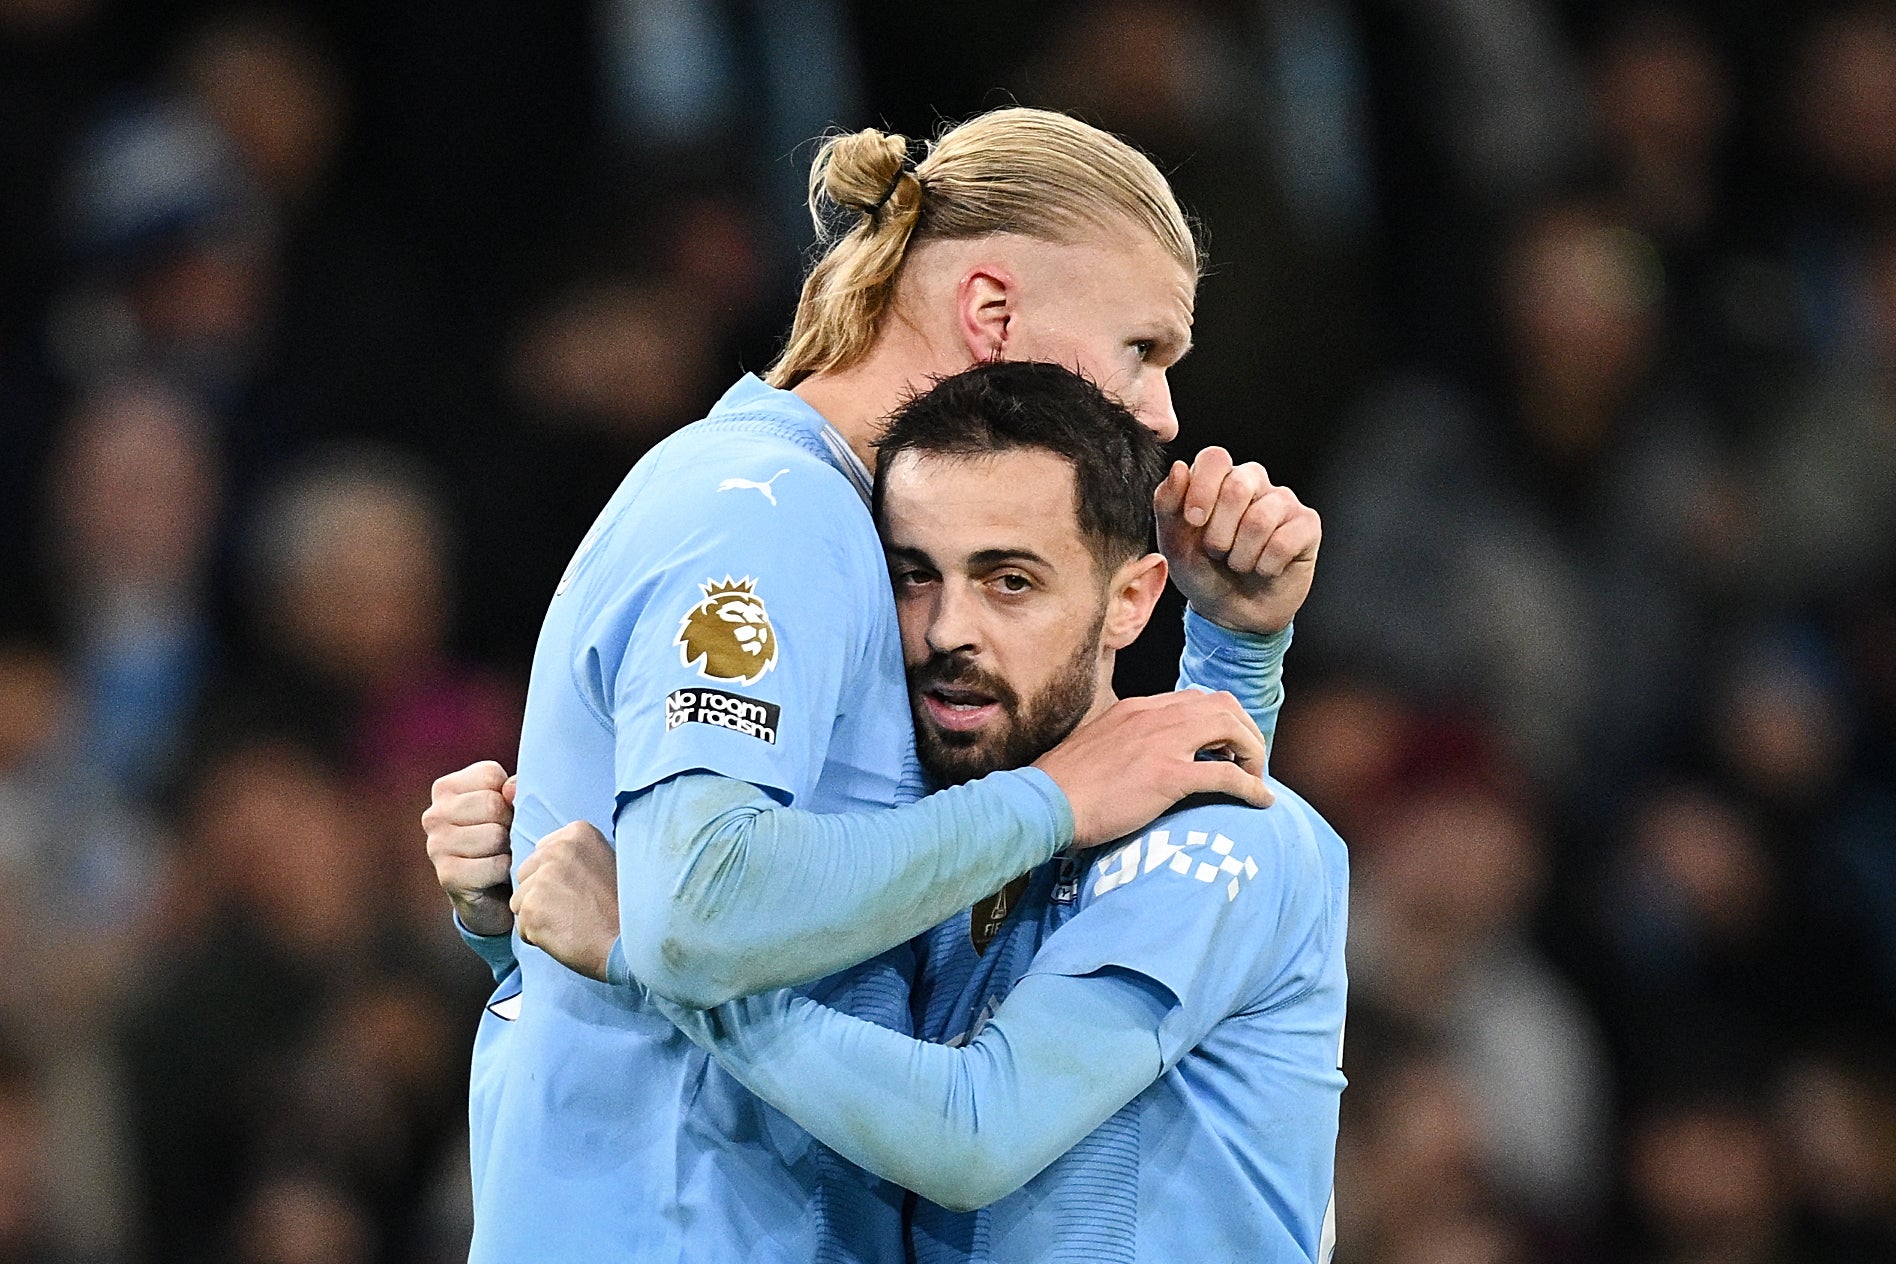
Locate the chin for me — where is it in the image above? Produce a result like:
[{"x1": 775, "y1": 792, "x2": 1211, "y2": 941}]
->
[{"x1": 917, "y1": 731, "x2": 1004, "y2": 788}]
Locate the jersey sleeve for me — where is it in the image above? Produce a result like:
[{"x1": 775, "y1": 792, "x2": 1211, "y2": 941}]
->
[
  {"x1": 1175, "y1": 610, "x2": 1291, "y2": 774},
  {"x1": 648, "y1": 968, "x2": 1172, "y2": 1211},
  {"x1": 1023, "y1": 800, "x2": 1339, "y2": 1068},
  {"x1": 571, "y1": 452, "x2": 879, "y2": 806},
  {"x1": 454, "y1": 913, "x2": 519, "y2": 982}
]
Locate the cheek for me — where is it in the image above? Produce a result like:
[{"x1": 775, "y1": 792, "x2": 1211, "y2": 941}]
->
[
  {"x1": 895, "y1": 599, "x2": 932, "y2": 666},
  {"x1": 1000, "y1": 604, "x2": 1098, "y2": 689}
]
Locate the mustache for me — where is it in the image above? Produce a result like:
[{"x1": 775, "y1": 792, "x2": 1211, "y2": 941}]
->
[{"x1": 907, "y1": 652, "x2": 1020, "y2": 711}]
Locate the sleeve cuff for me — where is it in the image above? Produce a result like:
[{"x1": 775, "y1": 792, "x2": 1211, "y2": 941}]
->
[
  {"x1": 1183, "y1": 607, "x2": 1293, "y2": 662},
  {"x1": 606, "y1": 937, "x2": 633, "y2": 990},
  {"x1": 453, "y1": 912, "x2": 520, "y2": 981},
  {"x1": 992, "y1": 766, "x2": 1076, "y2": 859}
]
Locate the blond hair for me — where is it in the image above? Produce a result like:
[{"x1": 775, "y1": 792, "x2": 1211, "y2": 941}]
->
[{"x1": 765, "y1": 108, "x2": 1199, "y2": 388}]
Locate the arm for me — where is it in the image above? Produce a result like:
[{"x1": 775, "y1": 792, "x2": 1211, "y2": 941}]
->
[
  {"x1": 456, "y1": 914, "x2": 519, "y2": 982},
  {"x1": 515, "y1": 689, "x2": 1274, "y2": 1002},
  {"x1": 607, "y1": 768, "x2": 1071, "y2": 1008},
  {"x1": 653, "y1": 969, "x2": 1174, "y2": 1211},
  {"x1": 1154, "y1": 447, "x2": 1318, "y2": 767},
  {"x1": 423, "y1": 761, "x2": 520, "y2": 980},
  {"x1": 1176, "y1": 610, "x2": 1291, "y2": 770},
  {"x1": 641, "y1": 804, "x2": 1340, "y2": 1211}
]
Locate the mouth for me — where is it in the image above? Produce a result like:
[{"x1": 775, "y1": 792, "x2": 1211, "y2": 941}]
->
[{"x1": 920, "y1": 684, "x2": 1003, "y2": 733}]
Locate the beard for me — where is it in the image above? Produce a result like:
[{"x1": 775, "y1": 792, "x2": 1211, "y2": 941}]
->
[{"x1": 907, "y1": 625, "x2": 1103, "y2": 788}]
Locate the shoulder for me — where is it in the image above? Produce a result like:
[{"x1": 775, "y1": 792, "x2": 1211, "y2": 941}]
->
[
  {"x1": 1088, "y1": 789, "x2": 1344, "y2": 909},
  {"x1": 645, "y1": 419, "x2": 867, "y2": 523},
  {"x1": 1149, "y1": 789, "x2": 1342, "y2": 874},
  {"x1": 573, "y1": 425, "x2": 879, "y2": 603}
]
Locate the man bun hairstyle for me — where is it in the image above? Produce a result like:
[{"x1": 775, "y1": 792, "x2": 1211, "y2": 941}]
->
[
  {"x1": 873, "y1": 360, "x2": 1169, "y2": 570},
  {"x1": 768, "y1": 108, "x2": 1200, "y2": 388}
]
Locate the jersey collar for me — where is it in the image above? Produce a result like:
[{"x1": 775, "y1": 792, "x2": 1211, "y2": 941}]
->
[{"x1": 714, "y1": 375, "x2": 874, "y2": 509}]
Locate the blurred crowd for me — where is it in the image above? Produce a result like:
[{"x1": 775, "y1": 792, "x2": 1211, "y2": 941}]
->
[{"x1": 1, "y1": 1, "x2": 1893, "y2": 1261}]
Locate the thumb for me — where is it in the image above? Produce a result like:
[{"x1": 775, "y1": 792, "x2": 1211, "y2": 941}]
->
[{"x1": 1153, "y1": 461, "x2": 1190, "y2": 519}]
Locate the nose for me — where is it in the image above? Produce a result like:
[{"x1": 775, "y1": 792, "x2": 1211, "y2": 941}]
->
[
  {"x1": 925, "y1": 579, "x2": 983, "y2": 657},
  {"x1": 1137, "y1": 372, "x2": 1179, "y2": 443}
]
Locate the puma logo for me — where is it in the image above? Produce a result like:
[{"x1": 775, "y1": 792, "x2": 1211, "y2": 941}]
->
[{"x1": 717, "y1": 469, "x2": 790, "y2": 505}]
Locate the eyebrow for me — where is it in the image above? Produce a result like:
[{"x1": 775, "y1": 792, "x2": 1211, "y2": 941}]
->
[
  {"x1": 967, "y1": 547, "x2": 1053, "y2": 570},
  {"x1": 1147, "y1": 326, "x2": 1193, "y2": 364},
  {"x1": 885, "y1": 544, "x2": 1054, "y2": 570}
]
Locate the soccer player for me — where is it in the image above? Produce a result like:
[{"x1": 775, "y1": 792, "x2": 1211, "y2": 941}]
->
[
  {"x1": 426, "y1": 109, "x2": 1322, "y2": 1263},
  {"x1": 515, "y1": 361, "x2": 1347, "y2": 1263}
]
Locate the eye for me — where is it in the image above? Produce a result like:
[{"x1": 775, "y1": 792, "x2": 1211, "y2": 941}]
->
[
  {"x1": 892, "y1": 567, "x2": 935, "y2": 589},
  {"x1": 1131, "y1": 340, "x2": 1156, "y2": 362},
  {"x1": 994, "y1": 573, "x2": 1033, "y2": 594}
]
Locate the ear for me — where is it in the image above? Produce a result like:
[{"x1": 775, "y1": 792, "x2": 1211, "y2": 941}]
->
[
  {"x1": 955, "y1": 266, "x2": 1014, "y2": 363},
  {"x1": 1101, "y1": 552, "x2": 1167, "y2": 652}
]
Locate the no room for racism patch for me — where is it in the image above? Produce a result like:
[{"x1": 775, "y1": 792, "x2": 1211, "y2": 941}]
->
[{"x1": 665, "y1": 687, "x2": 781, "y2": 745}]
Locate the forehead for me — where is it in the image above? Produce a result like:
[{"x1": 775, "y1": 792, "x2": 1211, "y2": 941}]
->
[
  {"x1": 881, "y1": 448, "x2": 1088, "y2": 558},
  {"x1": 1104, "y1": 232, "x2": 1196, "y2": 319},
  {"x1": 1026, "y1": 229, "x2": 1196, "y2": 320}
]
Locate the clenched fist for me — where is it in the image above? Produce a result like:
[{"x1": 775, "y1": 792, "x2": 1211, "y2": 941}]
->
[
  {"x1": 513, "y1": 821, "x2": 621, "y2": 982},
  {"x1": 1156, "y1": 447, "x2": 1320, "y2": 635},
  {"x1": 423, "y1": 760, "x2": 517, "y2": 937}
]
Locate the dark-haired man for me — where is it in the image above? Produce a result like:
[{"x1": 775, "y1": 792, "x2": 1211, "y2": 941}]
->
[{"x1": 516, "y1": 362, "x2": 1347, "y2": 1263}]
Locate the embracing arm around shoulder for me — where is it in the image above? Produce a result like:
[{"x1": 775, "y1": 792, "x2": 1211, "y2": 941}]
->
[
  {"x1": 611, "y1": 768, "x2": 1072, "y2": 1008},
  {"x1": 653, "y1": 967, "x2": 1174, "y2": 1211}
]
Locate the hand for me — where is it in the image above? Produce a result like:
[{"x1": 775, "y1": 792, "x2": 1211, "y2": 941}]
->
[
  {"x1": 1033, "y1": 690, "x2": 1273, "y2": 847},
  {"x1": 1155, "y1": 447, "x2": 1321, "y2": 634},
  {"x1": 513, "y1": 821, "x2": 621, "y2": 982},
  {"x1": 422, "y1": 760, "x2": 517, "y2": 937}
]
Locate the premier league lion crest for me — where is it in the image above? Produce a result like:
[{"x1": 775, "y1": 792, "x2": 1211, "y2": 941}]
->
[{"x1": 675, "y1": 577, "x2": 778, "y2": 684}]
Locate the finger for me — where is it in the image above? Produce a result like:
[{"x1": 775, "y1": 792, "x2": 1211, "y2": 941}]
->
[
  {"x1": 432, "y1": 760, "x2": 511, "y2": 801},
  {"x1": 435, "y1": 789, "x2": 511, "y2": 829},
  {"x1": 1200, "y1": 464, "x2": 1265, "y2": 557},
  {"x1": 1226, "y1": 492, "x2": 1297, "y2": 574},
  {"x1": 1153, "y1": 460, "x2": 1191, "y2": 518},
  {"x1": 1189, "y1": 692, "x2": 1268, "y2": 766},
  {"x1": 1196, "y1": 688, "x2": 1267, "y2": 744},
  {"x1": 563, "y1": 821, "x2": 611, "y2": 851},
  {"x1": 503, "y1": 774, "x2": 519, "y2": 805},
  {"x1": 431, "y1": 822, "x2": 512, "y2": 863},
  {"x1": 1186, "y1": 760, "x2": 1275, "y2": 808},
  {"x1": 1204, "y1": 726, "x2": 1267, "y2": 776},
  {"x1": 1180, "y1": 447, "x2": 1233, "y2": 528},
  {"x1": 516, "y1": 844, "x2": 548, "y2": 883},
  {"x1": 1257, "y1": 507, "x2": 1322, "y2": 572},
  {"x1": 441, "y1": 854, "x2": 513, "y2": 893}
]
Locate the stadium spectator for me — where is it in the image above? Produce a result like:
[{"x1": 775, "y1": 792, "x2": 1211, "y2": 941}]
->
[
  {"x1": 43, "y1": 376, "x2": 220, "y2": 795},
  {"x1": 1306, "y1": 196, "x2": 1733, "y2": 798}
]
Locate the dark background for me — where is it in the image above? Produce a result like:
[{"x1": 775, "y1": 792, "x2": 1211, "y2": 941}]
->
[{"x1": 2, "y1": 1, "x2": 1895, "y2": 1261}]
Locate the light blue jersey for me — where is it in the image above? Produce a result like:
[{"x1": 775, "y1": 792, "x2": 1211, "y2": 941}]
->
[
  {"x1": 471, "y1": 376, "x2": 925, "y2": 1263},
  {"x1": 458, "y1": 374, "x2": 1298, "y2": 1263},
  {"x1": 910, "y1": 788, "x2": 1349, "y2": 1263}
]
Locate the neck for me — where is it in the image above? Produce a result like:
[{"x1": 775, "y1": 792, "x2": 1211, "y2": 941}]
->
[
  {"x1": 1080, "y1": 656, "x2": 1121, "y2": 726},
  {"x1": 790, "y1": 305, "x2": 968, "y2": 473},
  {"x1": 792, "y1": 364, "x2": 907, "y2": 473}
]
